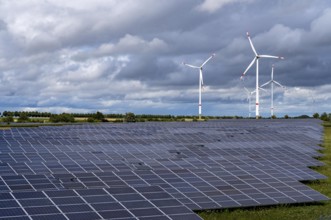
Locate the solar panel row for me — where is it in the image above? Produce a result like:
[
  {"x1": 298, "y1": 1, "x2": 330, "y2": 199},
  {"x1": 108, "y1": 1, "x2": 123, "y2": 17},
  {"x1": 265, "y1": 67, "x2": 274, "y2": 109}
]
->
[
  {"x1": 1, "y1": 186, "x2": 201, "y2": 220},
  {"x1": 0, "y1": 119, "x2": 328, "y2": 219}
]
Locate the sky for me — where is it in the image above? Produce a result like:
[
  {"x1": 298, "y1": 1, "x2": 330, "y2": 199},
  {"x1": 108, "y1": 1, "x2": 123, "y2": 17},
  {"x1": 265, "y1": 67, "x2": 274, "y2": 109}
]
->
[{"x1": 0, "y1": 0, "x2": 330, "y2": 117}]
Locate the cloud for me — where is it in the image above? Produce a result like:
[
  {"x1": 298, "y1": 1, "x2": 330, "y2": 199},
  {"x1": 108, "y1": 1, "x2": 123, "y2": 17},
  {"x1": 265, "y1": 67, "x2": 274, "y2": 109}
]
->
[
  {"x1": 99, "y1": 35, "x2": 167, "y2": 54},
  {"x1": 197, "y1": 0, "x2": 254, "y2": 13},
  {"x1": 0, "y1": 0, "x2": 330, "y2": 116},
  {"x1": 309, "y1": 8, "x2": 331, "y2": 46}
]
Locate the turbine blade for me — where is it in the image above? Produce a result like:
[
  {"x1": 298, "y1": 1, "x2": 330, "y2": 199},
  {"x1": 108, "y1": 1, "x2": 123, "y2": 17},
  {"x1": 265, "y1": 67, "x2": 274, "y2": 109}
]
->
[
  {"x1": 259, "y1": 55, "x2": 284, "y2": 59},
  {"x1": 260, "y1": 80, "x2": 271, "y2": 88},
  {"x1": 241, "y1": 57, "x2": 256, "y2": 80},
  {"x1": 201, "y1": 53, "x2": 215, "y2": 67},
  {"x1": 247, "y1": 32, "x2": 258, "y2": 56},
  {"x1": 273, "y1": 80, "x2": 285, "y2": 88},
  {"x1": 244, "y1": 87, "x2": 250, "y2": 94},
  {"x1": 259, "y1": 87, "x2": 267, "y2": 92},
  {"x1": 183, "y1": 63, "x2": 200, "y2": 68}
]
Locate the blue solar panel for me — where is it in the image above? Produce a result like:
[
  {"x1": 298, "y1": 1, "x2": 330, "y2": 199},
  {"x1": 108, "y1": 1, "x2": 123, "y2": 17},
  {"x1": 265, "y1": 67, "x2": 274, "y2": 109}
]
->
[{"x1": 0, "y1": 119, "x2": 328, "y2": 219}]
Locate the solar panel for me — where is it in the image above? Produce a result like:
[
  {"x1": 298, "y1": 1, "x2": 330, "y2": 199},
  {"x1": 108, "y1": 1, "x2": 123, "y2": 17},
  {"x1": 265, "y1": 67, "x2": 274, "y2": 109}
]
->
[{"x1": 0, "y1": 119, "x2": 328, "y2": 219}]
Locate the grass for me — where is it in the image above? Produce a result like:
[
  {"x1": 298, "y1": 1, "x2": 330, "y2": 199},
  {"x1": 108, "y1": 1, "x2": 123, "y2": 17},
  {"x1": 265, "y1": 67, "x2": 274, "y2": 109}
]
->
[{"x1": 198, "y1": 125, "x2": 331, "y2": 220}]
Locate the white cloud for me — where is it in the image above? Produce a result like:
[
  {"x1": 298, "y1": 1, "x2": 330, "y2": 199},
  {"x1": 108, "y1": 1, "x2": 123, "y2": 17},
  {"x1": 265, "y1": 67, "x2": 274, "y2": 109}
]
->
[
  {"x1": 97, "y1": 34, "x2": 168, "y2": 55},
  {"x1": 197, "y1": 0, "x2": 254, "y2": 13}
]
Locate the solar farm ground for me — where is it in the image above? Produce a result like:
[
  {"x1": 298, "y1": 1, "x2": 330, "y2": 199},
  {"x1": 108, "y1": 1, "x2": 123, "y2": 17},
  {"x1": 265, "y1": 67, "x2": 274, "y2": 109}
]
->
[{"x1": 0, "y1": 119, "x2": 329, "y2": 219}]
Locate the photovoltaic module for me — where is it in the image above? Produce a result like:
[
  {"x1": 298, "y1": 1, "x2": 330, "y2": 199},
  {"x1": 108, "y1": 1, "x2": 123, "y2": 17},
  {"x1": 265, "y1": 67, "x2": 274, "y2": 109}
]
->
[{"x1": 0, "y1": 119, "x2": 328, "y2": 219}]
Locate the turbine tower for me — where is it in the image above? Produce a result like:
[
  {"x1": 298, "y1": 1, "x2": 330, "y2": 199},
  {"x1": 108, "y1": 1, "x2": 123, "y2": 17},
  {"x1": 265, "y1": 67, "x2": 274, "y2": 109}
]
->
[
  {"x1": 244, "y1": 87, "x2": 253, "y2": 118},
  {"x1": 244, "y1": 86, "x2": 267, "y2": 118},
  {"x1": 183, "y1": 54, "x2": 215, "y2": 120},
  {"x1": 242, "y1": 78, "x2": 254, "y2": 118},
  {"x1": 240, "y1": 32, "x2": 284, "y2": 119},
  {"x1": 260, "y1": 64, "x2": 285, "y2": 117}
]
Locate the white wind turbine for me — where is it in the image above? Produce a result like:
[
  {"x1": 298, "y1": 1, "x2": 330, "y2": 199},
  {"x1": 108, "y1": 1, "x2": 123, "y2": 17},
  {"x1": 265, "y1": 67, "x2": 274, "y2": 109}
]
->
[
  {"x1": 183, "y1": 53, "x2": 215, "y2": 119},
  {"x1": 243, "y1": 87, "x2": 253, "y2": 118},
  {"x1": 260, "y1": 64, "x2": 286, "y2": 117},
  {"x1": 242, "y1": 78, "x2": 254, "y2": 118},
  {"x1": 243, "y1": 86, "x2": 267, "y2": 118},
  {"x1": 240, "y1": 32, "x2": 284, "y2": 119}
]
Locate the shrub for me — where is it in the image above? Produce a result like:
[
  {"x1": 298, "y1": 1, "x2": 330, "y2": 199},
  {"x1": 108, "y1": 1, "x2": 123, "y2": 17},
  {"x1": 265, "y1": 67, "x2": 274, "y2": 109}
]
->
[
  {"x1": 320, "y1": 112, "x2": 330, "y2": 121},
  {"x1": 93, "y1": 111, "x2": 105, "y2": 121},
  {"x1": 2, "y1": 116, "x2": 14, "y2": 124},
  {"x1": 49, "y1": 113, "x2": 75, "y2": 123},
  {"x1": 125, "y1": 112, "x2": 136, "y2": 122},
  {"x1": 87, "y1": 117, "x2": 96, "y2": 123},
  {"x1": 17, "y1": 112, "x2": 30, "y2": 123}
]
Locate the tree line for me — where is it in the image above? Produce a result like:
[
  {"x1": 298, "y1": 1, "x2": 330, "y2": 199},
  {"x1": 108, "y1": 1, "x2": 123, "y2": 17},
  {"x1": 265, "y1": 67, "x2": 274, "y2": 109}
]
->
[
  {"x1": 1, "y1": 111, "x2": 124, "y2": 118},
  {"x1": 313, "y1": 112, "x2": 331, "y2": 121},
  {"x1": 0, "y1": 111, "x2": 246, "y2": 123},
  {"x1": 1, "y1": 110, "x2": 330, "y2": 124}
]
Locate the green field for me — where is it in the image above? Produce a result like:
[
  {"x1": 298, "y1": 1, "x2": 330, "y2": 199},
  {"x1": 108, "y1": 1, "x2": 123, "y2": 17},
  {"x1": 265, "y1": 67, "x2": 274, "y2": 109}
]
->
[{"x1": 198, "y1": 124, "x2": 331, "y2": 220}]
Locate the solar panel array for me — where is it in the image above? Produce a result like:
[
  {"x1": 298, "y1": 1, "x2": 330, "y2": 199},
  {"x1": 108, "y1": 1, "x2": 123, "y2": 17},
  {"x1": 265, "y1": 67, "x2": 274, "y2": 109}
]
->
[{"x1": 0, "y1": 119, "x2": 328, "y2": 219}]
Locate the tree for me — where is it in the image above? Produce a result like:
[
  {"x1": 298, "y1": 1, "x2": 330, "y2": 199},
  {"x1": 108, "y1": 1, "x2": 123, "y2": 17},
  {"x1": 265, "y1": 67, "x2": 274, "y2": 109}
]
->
[
  {"x1": 271, "y1": 115, "x2": 277, "y2": 119},
  {"x1": 91, "y1": 111, "x2": 105, "y2": 122},
  {"x1": 284, "y1": 115, "x2": 289, "y2": 119},
  {"x1": 49, "y1": 113, "x2": 75, "y2": 123},
  {"x1": 125, "y1": 112, "x2": 136, "y2": 122},
  {"x1": 86, "y1": 111, "x2": 108, "y2": 122},
  {"x1": 2, "y1": 111, "x2": 13, "y2": 117},
  {"x1": 320, "y1": 112, "x2": 329, "y2": 121},
  {"x1": 3, "y1": 116, "x2": 14, "y2": 124},
  {"x1": 296, "y1": 115, "x2": 310, "y2": 119},
  {"x1": 17, "y1": 112, "x2": 30, "y2": 123},
  {"x1": 313, "y1": 113, "x2": 320, "y2": 119}
]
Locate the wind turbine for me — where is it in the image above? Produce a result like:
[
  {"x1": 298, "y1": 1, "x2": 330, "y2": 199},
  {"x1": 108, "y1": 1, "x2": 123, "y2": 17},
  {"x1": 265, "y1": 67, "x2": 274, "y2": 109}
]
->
[
  {"x1": 241, "y1": 77, "x2": 254, "y2": 118},
  {"x1": 260, "y1": 64, "x2": 286, "y2": 117},
  {"x1": 244, "y1": 86, "x2": 267, "y2": 118},
  {"x1": 183, "y1": 53, "x2": 215, "y2": 120},
  {"x1": 240, "y1": 32, "x2": 284, "y2": 119},
  {"x1": 243, "y1": 87, "x2": 253, "y2": 118}
]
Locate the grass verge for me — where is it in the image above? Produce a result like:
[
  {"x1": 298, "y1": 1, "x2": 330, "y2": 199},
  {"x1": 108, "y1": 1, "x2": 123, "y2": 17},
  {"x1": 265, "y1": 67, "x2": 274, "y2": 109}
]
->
[{"x1": 198, "y1": 125, "x2": 331, "y2": 220}]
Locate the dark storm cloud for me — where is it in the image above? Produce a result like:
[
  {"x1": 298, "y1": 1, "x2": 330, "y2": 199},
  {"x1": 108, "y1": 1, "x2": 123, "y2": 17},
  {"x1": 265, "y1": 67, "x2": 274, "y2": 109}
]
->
[{"x1": 0, "y1": 0, "x2": 330, "y2": 116}]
